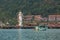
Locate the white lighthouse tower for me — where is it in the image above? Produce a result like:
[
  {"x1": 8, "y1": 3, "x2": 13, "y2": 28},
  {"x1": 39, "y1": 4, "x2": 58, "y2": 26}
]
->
[{"x1": 18, "y1": 11, "x2": 23, "y2": 27}]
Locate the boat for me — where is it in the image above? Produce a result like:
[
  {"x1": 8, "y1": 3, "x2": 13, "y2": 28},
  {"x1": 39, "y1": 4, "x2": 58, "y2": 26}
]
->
[{"x1": 35, "y1": 24, "x2": 48, "y2": 31}]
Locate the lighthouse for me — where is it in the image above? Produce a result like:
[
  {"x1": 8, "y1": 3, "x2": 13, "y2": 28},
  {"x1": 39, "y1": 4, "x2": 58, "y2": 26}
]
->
[{"x1": 18, "y1": 11, "x2": 23, "y2": 27}]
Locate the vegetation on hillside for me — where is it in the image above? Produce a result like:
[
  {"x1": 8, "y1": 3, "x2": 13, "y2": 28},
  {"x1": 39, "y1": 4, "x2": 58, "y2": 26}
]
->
[{"x1": 0, "y1": 0, "x2": 60, "y2": 25}]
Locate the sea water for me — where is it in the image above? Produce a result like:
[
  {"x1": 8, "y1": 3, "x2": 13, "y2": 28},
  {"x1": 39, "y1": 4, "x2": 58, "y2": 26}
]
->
[{"x1": 0, "y1": 29, "x2": 60, "y2": 40}]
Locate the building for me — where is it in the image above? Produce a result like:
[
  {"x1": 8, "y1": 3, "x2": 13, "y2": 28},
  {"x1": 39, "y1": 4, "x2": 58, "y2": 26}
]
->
[
  {"x1": 48, "y1": 22, "x2": 56, "y2": 27},
  {"x1": 24, "y1": 15, "x2": 33, "y2": 21},
  {"x1": 48, "y1": 15, "x2": 60, "y2": 21},
  {"x1": 48, "y1": 15, "x2": 60, "y2": 28},
  {"x1": 56, "y1": 15, "x2": 60, "y2": 21},
  {"x1": 57, "y1": 22, "x2": 60, "y2": 27},
  {"x1": 17, "y1": 14, "x2": 60, "y2": 27},
  {"x1": 23, "y1": 15, "x2": 34, "y2": 27},
  {"x1": 34, "y1": 15, "x2": 42, "y2": 21},
  {"x1": 48, "y1": 15, "x2": 56, "y2": 21}
]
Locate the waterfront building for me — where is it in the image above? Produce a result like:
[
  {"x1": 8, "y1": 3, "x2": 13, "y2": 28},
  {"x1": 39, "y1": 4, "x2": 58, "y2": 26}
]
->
[
  {"x1": 57, "y1": 22, "x2": 60, "y2": 27},
  {"x1": 48, "y1": 15, "x2": 60, "y2": 21},
  {"x1": 48, "y1": 22, "x2": 56, "y2": 27},
  {"x1": 17, "y1": 14, "x2": 60, "y2": 27},
  {"x1": 56, "y1": 15, "x2": 60, "y2": 21},
  {"x1": 34, "y1": 15, "x2": 42, "y2": 21},
  {"x1": 48, "y1": 15, "x2": 56, "y2": 21},
  {"x1": 24, "y1": 15, "x2": 33, "y2": 21}
]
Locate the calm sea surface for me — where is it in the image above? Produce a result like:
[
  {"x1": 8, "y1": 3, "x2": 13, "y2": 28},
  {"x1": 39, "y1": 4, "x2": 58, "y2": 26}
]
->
[{"x1": 0, "y1": 29, "x2": 60, "y2": 40}]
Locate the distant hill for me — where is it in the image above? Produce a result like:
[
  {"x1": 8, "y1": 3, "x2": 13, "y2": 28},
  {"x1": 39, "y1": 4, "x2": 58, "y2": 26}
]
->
[{"x1": 0, "y1": 0, "x2": 60, "y2": 25}]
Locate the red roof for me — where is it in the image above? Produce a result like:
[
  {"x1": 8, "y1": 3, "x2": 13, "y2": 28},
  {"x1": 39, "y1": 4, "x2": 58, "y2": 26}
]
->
[
  {"x1": 34, "y1": 15, "x2": 42, "y2": 20},
  {"x1": 48, "y1": 22, "x2": 56, "y2": 27},
  {"x1": 24, "y1": 15, "x2": 33, "y2": 21}
]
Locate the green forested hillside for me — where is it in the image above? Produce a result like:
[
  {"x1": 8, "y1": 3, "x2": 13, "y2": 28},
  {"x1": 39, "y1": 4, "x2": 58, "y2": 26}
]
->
[{"x1": 0, "y1": 0, "x2": 60, "y2": 25}]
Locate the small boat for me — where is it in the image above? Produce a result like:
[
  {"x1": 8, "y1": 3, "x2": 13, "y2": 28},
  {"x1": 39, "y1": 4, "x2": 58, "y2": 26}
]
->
[{"x1": 35, "y1": 25, "x2": 48, "y2": 31}]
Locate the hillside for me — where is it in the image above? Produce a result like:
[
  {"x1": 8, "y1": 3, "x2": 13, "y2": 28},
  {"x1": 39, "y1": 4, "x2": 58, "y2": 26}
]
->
[{"x1": 0, "y1": 0, "x2": 60, "y2": 25}]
